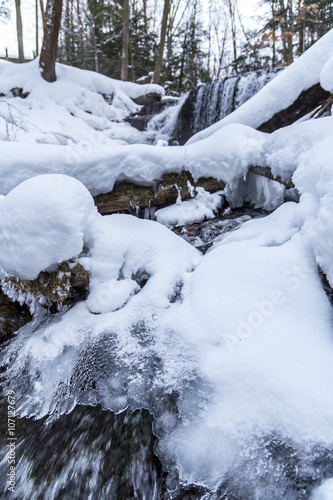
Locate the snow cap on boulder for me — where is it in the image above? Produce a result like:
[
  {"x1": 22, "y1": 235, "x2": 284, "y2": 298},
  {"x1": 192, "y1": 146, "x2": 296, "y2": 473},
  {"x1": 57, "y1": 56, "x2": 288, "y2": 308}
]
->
[{"x1": 0, "y1": 174, "x2": 98, "y2": 279}]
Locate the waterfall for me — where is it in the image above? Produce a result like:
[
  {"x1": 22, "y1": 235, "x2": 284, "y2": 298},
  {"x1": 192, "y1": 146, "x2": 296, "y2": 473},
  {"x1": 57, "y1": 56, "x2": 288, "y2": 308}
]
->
[{"x1": 170, "y1": 69, "x2": 280, "y2": 144}]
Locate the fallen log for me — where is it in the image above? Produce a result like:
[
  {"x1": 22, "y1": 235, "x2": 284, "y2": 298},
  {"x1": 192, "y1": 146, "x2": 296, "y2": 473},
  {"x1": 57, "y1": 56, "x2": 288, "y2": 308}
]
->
[
  {"x1": 249, "y1": 166, "x2": 295, "y2": 190},
  {"x1": 93, "y1": 171, "x2": 226, "y2": 215},
  {"x1": 257, "y1": 83, "x2": 331, "y2": 133}
]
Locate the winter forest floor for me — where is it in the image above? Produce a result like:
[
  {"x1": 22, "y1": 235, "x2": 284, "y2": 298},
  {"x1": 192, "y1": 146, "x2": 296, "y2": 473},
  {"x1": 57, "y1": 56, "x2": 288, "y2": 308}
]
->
[{"x1": 1, "y1": 30, "x2": 333, "y2": 500}]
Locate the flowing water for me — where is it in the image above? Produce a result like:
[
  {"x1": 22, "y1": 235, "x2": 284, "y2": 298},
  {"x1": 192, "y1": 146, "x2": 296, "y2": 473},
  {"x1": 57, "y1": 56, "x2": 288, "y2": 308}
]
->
[
  {"x1": 1, "y1": 70, "x2": 333, "y2": 499},
  {"x1": 146, "y1": 69, "x2": 280, "y2": 145}
]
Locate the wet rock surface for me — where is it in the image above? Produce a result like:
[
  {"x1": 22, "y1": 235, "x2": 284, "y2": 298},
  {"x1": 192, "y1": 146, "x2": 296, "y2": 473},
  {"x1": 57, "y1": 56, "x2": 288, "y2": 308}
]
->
[
  {"x1": 1, "y1": 261, "x2": 89, "y2": 311},
  {"x1": 0, "y1": 402, "x2": 206, "y2": 500},
  {"x1": 172, "y1": 207, "x2": 264, "y2": 253},
  {"x1": 0, "y1": 290, "x2": 32, "y2": 343},
  {"x1": 126, "y1": 97, "x2": 177, "y2": 132}
]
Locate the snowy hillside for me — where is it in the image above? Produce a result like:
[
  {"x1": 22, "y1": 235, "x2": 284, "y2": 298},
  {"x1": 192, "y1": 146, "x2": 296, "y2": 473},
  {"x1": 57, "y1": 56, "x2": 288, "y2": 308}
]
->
[
  {"x1": 1, "y1": 31, "x2": 333, "y2": 500},
  {"x1": 0, "y1": 58, "x2": 164, "y2": 146}
]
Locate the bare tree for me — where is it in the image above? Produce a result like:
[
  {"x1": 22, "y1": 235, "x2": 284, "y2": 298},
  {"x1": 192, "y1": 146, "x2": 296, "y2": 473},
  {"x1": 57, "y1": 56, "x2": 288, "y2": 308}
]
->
[
  {"x1": 153, "y1": 0, "x2": 171, "y2": 84},
  {"x1": 15, "y1": 0, "x2": 24, "y2": 62},
  {"x1": 39, "y1": 0, "x2": 45, "y2": 27},
  {"x1": 225, "y1": 0, "x2": 238, "y2": 71},
  {"x1": 121, "y1": 0, "x2": 130, "y2": 80},
  {"x1": 39, "y1": 0, "x2": 63, "y2": 82}
]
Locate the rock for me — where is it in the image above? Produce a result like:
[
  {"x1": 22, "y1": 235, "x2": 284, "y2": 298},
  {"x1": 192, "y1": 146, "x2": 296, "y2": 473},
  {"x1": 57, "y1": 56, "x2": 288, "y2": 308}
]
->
[
  {"x1": 100, "y1": 92, "x2": 114, "y2": 104},
  {"x1": 126, "y1": 98, "x2": 177, "y2": 132},
  {"x1": 0, "y1": 289, "x2": 32, "y2": 343},
  {"x1": 10, "y1": 87, "x2": 30, "y2": 99},
  {"x1": 2, "y1": 261, "x2": 90, "y2": 311},
  {"x1": 131, "y1": 92, "x2": 162, "y2": 106},
  {"x1": 93, "y1": 171, "x2": 226, "y2": 216}
]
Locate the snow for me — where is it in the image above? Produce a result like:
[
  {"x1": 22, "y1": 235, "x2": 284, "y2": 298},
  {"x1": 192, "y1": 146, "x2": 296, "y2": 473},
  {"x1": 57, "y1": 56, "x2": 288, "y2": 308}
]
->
[
  {"x1": 311, "y1": 479, "x2": 333, "y2": 500},
  {"x1": 0, "y1": 174, "x2": 98, "y2": 279},
  {"x1": 0, "y1": 58, "x2": 164, "y2": 146},
  {"x1": 186, "y1": 28, "x2": 333, "y2": 144},
  {"x1": 155, "y1": 188, "x2": 224, "y2": 227},
  {"x1": 2, "y1": 30, "x2": 333, "y2": 497}
]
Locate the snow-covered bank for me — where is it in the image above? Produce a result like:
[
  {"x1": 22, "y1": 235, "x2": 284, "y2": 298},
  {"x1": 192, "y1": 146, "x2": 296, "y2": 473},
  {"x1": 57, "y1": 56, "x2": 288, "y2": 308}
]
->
[
  {"x1": 0, "y1": 58, "x2": 163, "y2": 146},
  {"x1": 2, "y1": 30, "x2": 333, "y2": 499},
  {"x1": 1, "y1": 173, "x2": 333, "y2": 498}
]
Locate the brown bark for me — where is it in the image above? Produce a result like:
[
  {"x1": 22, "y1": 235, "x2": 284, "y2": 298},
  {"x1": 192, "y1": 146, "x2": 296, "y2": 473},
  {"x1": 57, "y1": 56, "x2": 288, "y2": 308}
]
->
[
  {"x1": 40, "y1": 0, "x2": 45, "y2": 26},
  {"x1": 36, "y1": 0, "x2": 39, "y2": 56},
  {"x1": 93, "y1": 172, "x2": 226, "y2": 216},
  {"x1": 15, "y1": 0, "x2": 24, "y2": 63},
  {"x1": 249, "y1": 166, "x2": 294, "y2": 189},
  {"x1": 39, "y1": 0, "x2": 63, "y2": 82},
  {"x1": 153, "y1": 0, "x2": 171, "y2": 84}
]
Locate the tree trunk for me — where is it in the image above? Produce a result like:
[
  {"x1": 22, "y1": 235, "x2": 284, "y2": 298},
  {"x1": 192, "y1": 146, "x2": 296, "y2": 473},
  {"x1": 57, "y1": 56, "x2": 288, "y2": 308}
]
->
[
  {"x1": 36, "y1": 0, "x2": 39, "y2": 56},
  {"x1": 271, "y1": 1, "x2": 276, "y2": 67},
  {"x1": 93, "y1": 22, "x2": 99, "y2": 73},
  {"x1": 121, "y1": 0, "x2": 130, "y2": 81},
  {"x1": 287, "y1": 0, "x2": 293, "y2": 63},
  {"x1": 227, "y1": 0, "x2": 237, "y2": 71},
  {"x1": 15, "y1": 0, "x2": 24, "y2": 63},
  {"x1": 153, "y1": 0, "x2": 171, "y2": 84},
  {"x1": 39, "y1": 0, "x2": 45, "y2": 28},
  {"x1": 39, "y1": 0, "x2": 63, "y2": 82}
]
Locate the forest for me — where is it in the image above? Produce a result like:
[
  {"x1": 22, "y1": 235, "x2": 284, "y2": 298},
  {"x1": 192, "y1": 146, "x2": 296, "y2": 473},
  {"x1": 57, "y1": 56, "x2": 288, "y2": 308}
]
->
[{"x1": 3, "y1": 1, "x2": 333, "y2": 91}]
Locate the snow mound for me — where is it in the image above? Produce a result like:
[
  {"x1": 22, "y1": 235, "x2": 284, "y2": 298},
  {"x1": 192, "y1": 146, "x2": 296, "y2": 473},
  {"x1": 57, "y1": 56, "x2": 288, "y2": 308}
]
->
[
  {"x1": 155, "y1": 187, "x2": 224, "y2": 227},
  {"x1": 0, "y1": 174, "x2": 98, "y2": 279},
  {"x1": 311, "y1": 478, "x2": 333, "y2": 500},
  {"x1": 0, "y1": 58, "x2": 164, "y2": 146}
]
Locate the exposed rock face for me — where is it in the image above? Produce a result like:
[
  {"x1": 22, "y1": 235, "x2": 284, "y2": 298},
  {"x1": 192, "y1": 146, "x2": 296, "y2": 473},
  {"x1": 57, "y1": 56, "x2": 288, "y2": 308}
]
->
[
  {"x1": 131, "y1": 92, "x2": 162, "y2": 106},
  {"x1": 0, "y1": 262, "x2": 90, "y2": 342},
  {"x1": 0, "y1": 290, "x2": 32, "y2": 343},
  {"x1": 93, "y1": 171, "x2": 226, "y2": 216},
  {"x1": 3, "y1": 261, "x2": 89, "y2": 309},
  {"x1": 126, "y1": 98, "x2": 177, "y2": 132}
]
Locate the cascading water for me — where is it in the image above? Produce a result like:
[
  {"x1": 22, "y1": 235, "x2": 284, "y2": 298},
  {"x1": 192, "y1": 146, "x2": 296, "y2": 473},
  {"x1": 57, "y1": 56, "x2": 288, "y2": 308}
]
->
[
  {"x1": 146, "y1": 69, "x2": 280, "y2": 145},
  {"x1": 2, "y1": 66, "x2": 333, "y2": 500}
]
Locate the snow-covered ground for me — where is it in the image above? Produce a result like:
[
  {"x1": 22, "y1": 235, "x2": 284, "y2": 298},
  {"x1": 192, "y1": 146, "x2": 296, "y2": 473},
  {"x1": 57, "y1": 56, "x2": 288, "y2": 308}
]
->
[{"x1": 1, "y1": 32, "x2": 333, "y2": 499}]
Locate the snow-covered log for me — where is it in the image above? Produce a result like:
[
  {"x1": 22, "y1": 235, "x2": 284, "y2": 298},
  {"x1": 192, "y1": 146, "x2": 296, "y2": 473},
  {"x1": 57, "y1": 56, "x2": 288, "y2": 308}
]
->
[{"x1": 93, "y1": 172, "x2": 226, "y2": 215}]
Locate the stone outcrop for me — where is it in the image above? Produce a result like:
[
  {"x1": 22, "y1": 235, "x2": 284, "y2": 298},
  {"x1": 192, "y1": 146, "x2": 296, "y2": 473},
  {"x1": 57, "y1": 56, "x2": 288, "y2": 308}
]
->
[
  {"x1": 0, "y1": 262, "x2": 90, "y2": 342},
  {"x1": 126, "y1": 98, "x2": 176, "y2": 132},
  {"x1": 0, "y1": 290, "x2": 32, "y2": 343},
  {"x1": 131, "y1": 92, "x2": 162, "y2": 106},
  {"x1": 93, "y1": 171, "x2": 226, "y2": 216},
  {"x1": 249, "y1": 165, "x2": 295, "y2": 189},
  {"x1": 3, "y1": 262, "x2": 89, "y2": 309}
]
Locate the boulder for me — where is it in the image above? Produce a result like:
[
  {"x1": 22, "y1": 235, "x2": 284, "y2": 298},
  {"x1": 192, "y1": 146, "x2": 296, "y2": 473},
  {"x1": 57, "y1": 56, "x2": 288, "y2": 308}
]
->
[
  {"x1": 131, "y1": 92, "x2": 162, "y2": 106},
  {"x1": 0, "y1": 290, "x2": 32, "y2": 343},
  {"x1": 2, "y1": 261, "x2": 89, "y2": 312}
]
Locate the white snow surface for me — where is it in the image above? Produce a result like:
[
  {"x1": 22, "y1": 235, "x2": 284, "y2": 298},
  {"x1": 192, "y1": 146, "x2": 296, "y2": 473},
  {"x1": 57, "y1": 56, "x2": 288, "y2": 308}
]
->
[
  {"x1": 0, "y1": 58, "x2": 163, "y2": 146},
  {"x1": 0, "y1": 174, "x2": 98, "y2": 279},
  {"x1": 2, "y1": 32, "x2": 333, "y2": 495},
  {"x1": 155, "y1": 187, "x2": 224, "y2": 227},
  {"x1": 311, "y1": 478, "x2": 333, "y2": 500},
  {"x1": 186, "y1": 28, "x2": 333, "y2": 144},
  {"x1": 2, "y1": 175, "x2": 333, "y2": 492}
]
